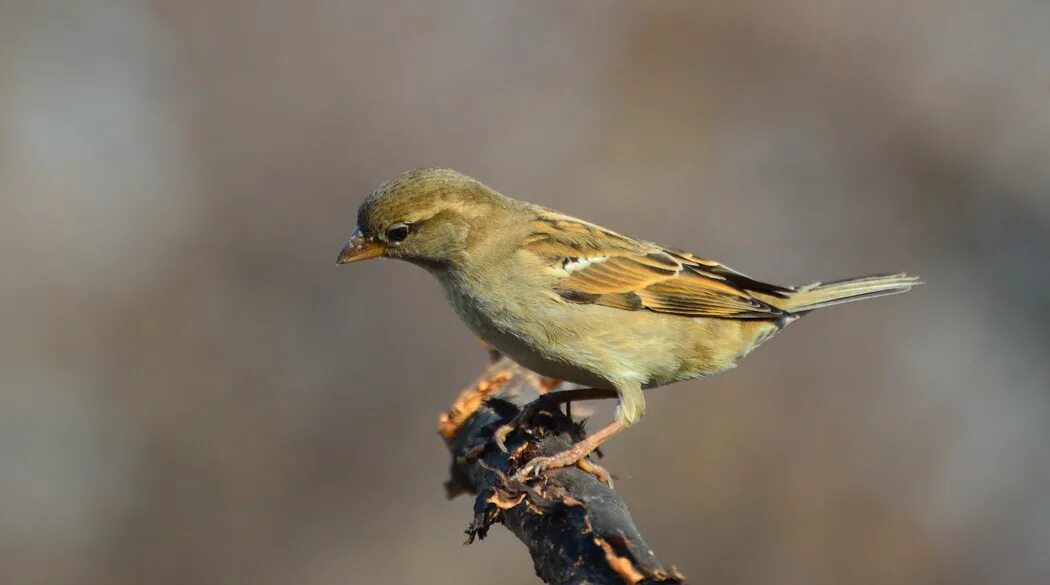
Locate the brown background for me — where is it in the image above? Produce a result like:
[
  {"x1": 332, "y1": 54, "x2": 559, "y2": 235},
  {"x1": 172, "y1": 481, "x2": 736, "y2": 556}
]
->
[{"x1": 2, "y1": 1, "x2": 1049, "y2": 584}]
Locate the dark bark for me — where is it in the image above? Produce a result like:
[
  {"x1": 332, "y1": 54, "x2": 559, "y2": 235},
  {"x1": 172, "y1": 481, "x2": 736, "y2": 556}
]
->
[{"x1": 439, "y1": 357, "x2": 685, "y2": 585}]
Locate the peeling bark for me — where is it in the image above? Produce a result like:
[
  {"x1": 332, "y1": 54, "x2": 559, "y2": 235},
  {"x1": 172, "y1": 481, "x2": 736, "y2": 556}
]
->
[{"x1": 440, "y1": 357, "x2": 686, "y2": 585}]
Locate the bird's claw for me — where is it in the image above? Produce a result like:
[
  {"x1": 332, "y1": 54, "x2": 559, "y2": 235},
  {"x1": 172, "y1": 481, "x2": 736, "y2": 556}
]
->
[
  {"x1": 575, "y1": 458, "x2": 614, "y2": 488},
  {"x1": 511, "y1": 454, "x2": 613, "y2": 488},
  {"x1": 491, "y1": 400, "x2": 548, "y2": 453},
  {"x1": 513, "y1": 455, "x2": 553, "y2": 481},
  {"x1": 493, "y1": 422, "x2": 515, "y2": 453}
]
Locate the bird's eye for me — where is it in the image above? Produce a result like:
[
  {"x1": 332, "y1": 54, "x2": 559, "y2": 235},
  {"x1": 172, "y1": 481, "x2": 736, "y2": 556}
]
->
[{"x1": 385, "y1": 223, "x2": 410, "y2": 242}]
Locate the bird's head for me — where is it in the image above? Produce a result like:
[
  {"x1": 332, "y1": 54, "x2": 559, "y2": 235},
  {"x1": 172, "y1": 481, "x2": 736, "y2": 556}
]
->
[{"x1": 337, "y1": 168, "x2": 509, "y2": 271}]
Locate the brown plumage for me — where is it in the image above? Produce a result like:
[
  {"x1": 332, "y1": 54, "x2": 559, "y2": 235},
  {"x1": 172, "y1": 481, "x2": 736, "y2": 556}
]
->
[{"x1": 338, "y1": 168, "x2": 920, "y2": 484}]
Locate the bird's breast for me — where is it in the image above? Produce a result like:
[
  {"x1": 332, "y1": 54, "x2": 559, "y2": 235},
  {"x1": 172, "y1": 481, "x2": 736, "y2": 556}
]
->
[{"x1": 436, "y1": 271, "x2": 614, "y2": 387}]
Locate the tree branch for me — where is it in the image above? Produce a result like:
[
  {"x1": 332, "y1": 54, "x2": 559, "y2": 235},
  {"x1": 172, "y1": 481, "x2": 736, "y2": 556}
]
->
[{"x1": 439, "y1": 357, "x2": 686, "y2": 585}]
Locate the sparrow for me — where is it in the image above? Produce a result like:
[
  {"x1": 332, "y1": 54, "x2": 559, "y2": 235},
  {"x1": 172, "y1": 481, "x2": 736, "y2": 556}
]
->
[{"x1": 338, "y1": 168, "x2": 919, "y2": 482}]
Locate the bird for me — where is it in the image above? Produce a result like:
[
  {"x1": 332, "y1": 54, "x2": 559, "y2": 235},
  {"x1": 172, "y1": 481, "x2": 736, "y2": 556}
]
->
[{"x1": 337, "y1": 168, "x2": 919, "y2": 483}]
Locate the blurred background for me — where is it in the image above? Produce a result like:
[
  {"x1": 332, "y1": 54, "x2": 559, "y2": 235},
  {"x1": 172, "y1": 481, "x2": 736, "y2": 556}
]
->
[{"x1": 2, "y1": 1, "x2": 1049, "y2": 584}]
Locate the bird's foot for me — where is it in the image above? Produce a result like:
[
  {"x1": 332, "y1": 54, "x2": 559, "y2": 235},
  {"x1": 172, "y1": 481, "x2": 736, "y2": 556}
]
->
[
  {"x1": 512, "y1": 444, "x2": 612, "y2": 487},
  {"x1": 510, "y1": 419, "x2": 623, "y2": 487},
  {"x1": 492, "y1": 388, "x2": 619, "y2": 453},
  {"x1": 575, "y1": 457, "x2": 614, "y2": 487},
  {"x1": 492, "y1": 398, "x2": 555, "y2": 453},
  {"x1": 492, "y1": 421, "x2": 518, "y2": 454}
]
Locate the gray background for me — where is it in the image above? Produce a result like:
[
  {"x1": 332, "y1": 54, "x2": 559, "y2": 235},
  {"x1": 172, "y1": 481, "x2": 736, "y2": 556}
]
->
[{"x1": 2, "y1": 1, "x2": 1048, "y2": 584}]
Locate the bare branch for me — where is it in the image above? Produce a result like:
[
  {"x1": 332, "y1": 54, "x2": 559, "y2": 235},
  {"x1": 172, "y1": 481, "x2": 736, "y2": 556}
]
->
[{"x1": 439, "y1": 357, "x2": 686, "y2": 585}]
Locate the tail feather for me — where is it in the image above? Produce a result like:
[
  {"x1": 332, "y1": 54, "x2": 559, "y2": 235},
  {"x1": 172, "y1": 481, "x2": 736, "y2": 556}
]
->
[{"x1": 774, "y1": 273, "x2": 921, "y2": 314}]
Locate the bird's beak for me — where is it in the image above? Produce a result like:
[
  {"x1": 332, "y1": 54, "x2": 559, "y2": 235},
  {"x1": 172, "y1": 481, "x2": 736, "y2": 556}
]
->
[{"x1": 336, "y1": 226, "x2": 386, "y2": 264}]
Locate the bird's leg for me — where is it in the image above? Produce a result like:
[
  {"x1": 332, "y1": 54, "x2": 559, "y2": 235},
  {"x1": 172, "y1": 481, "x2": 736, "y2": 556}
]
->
[
  {"x1": 492, "y1": 387, "x2": 617, "y2": 453},
  {"x1": 514, "y1": 420, "x2": 624, "y2": 486},
  {"x1": 513, "y1": 381, "x2": 643, "y2": 487}
]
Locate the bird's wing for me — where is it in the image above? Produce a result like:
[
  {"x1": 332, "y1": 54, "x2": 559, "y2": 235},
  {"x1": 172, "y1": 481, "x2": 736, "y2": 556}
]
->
[{"x1": 523, "y1": 212, "x2": 793, "y2": 319}]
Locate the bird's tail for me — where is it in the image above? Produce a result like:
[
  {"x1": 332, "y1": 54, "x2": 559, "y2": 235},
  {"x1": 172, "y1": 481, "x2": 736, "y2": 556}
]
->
[{"x1": 773, "y1": 273, "x2": 920, "y2": 314}]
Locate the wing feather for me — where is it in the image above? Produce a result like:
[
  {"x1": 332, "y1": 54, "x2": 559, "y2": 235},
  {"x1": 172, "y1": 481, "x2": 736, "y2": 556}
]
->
[{"x1": 524, "y1": 211, "x2": 790, "y2": 320}]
